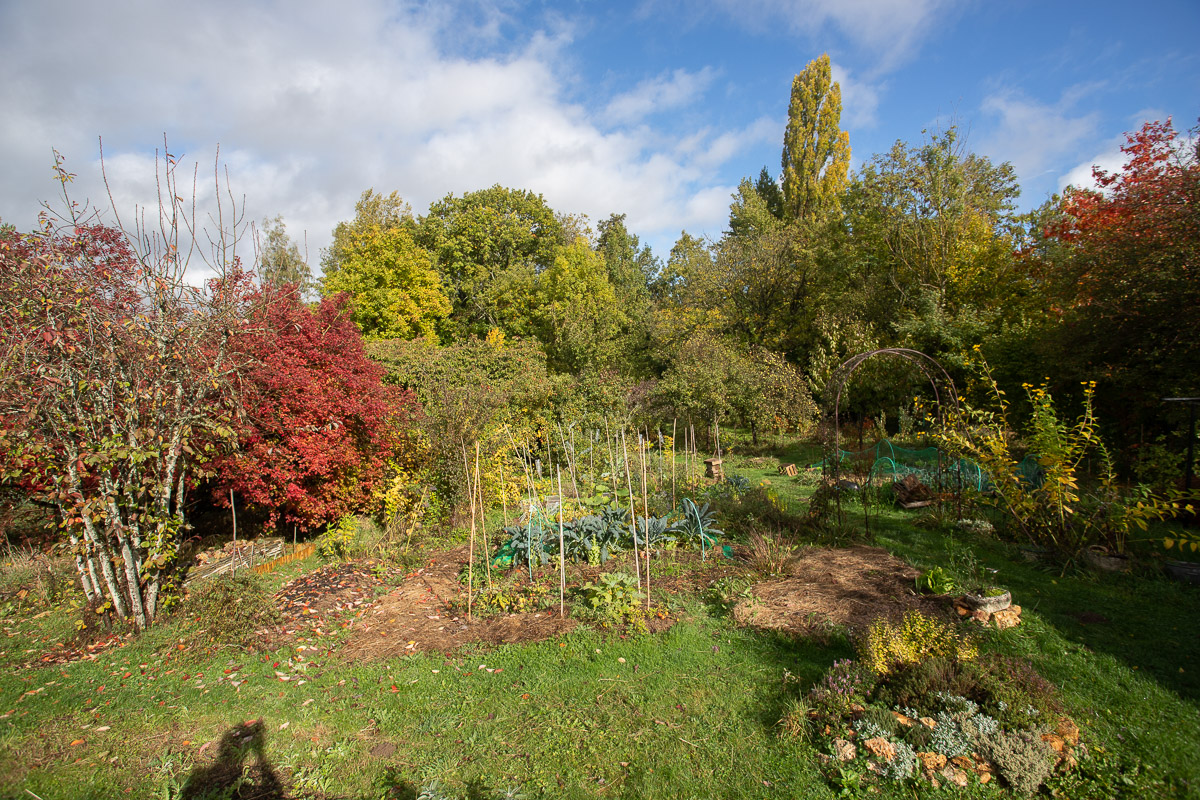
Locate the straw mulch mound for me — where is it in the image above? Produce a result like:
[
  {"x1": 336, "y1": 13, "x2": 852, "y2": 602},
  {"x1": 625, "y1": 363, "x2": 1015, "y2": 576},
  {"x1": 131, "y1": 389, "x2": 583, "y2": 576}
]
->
[{"x1": 732, "y1": 544, "x2": 947, "y2": 635}]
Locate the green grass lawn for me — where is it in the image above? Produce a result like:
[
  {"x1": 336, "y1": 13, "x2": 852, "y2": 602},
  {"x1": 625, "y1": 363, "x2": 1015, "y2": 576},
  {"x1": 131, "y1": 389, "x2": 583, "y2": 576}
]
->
[{"x1": 2, "y1": 438, "x2": 1200, "y2": 799}]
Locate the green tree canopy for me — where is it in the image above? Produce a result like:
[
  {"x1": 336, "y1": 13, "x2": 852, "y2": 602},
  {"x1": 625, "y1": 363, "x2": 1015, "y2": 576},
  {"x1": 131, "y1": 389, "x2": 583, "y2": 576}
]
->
[
  {"x1": 320, "y1": 223, "x2": 451, "y2": 341},
  {"x1": 416, "y1": 185, "x2": 562, "y2": 337},
  {"x1": 321, "y1": 189, "x2": 416, "y2": 278},
  {"x1": 534, "y1": 238, "x2": 628, "y2": 374}
]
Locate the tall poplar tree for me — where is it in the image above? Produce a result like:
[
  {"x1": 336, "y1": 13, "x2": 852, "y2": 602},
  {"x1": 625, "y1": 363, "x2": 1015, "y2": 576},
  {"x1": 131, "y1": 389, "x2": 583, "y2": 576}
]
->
[{"x1": 781, "y1": 54, "x2": 851, "y2": 223}]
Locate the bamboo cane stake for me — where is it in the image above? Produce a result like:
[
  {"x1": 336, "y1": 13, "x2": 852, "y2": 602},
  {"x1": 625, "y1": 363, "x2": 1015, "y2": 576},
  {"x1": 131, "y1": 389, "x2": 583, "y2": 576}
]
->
[
  {"x1": 476, "y1": 441, "x2": 491, "y2": 588},
  {"x1": 499, "y1": 454, "x2": 510, "y2": 529},
  {"x1": 671, "y1": 418, "x2": 677, "y2": 509},
  {"x1": 604, "y1": 418, "x2": 618, "y2": 501},
  {"x1": 557, "y1": 467, "x2": 565, "y2": 617},
  {"x1": 556, "y1": 422, "x2": 581, "y2": 500},
  {"x1": 620, "y1": 428, "x2": 642, "y2": 591},
  {"x1": 686, "y1": 422, "x2": 696, "y2": 491},
  {"x1": 691, "y1": 423, "x2": 698, "y2": 486},
  {"x1": 639, "y1": 434, "x2": 651, "y2": 611},
  {"x1": 463, "y1": 443, "x2": 475, "y2": 621},
  {"x1": 657, "y1": 424, "x2": 667, "y2": 494}
]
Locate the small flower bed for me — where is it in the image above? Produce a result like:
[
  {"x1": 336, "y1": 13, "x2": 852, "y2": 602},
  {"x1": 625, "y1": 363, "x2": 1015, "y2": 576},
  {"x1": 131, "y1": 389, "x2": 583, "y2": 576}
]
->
[{"x1": 781, "y1": 610, "x2": 1081, "y2": 796}]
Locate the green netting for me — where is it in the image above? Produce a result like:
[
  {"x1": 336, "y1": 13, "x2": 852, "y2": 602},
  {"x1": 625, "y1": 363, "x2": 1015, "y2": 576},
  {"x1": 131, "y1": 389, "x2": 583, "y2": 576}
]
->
[{"x1": 810, "y1": 439, "x2": 1046, "y2": 492}]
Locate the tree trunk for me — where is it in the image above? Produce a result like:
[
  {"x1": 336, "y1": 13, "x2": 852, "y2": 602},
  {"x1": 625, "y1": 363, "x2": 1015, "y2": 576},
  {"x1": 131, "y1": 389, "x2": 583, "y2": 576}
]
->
[
  {"x1": 66, "y1": 462, "x2": 130, "y2": 619},
  {"x1": 115, "y1": 530, "x2": 148, "y2": 630},
  {"x1": 81, "y1": 515, "x2": 130, "y2": 619},
  {"x1": 68, "y1": 531, "x2": 97, "y2": 603}
]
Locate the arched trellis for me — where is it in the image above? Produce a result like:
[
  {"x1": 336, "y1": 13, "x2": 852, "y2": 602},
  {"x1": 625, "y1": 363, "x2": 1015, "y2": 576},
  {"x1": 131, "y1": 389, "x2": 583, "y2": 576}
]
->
[{"x1": 826, "y1": 348, "x2": 961, "y2": 529}]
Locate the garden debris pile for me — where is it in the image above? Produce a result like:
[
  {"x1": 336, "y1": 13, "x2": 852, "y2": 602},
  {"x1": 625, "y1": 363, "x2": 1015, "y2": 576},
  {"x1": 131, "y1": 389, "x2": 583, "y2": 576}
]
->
[
  {"x1": 734, "y1": 545, "x2": 945, "y2": 633},
  {"x1": 184, "y1": 538, "x2": 286, "y2": 587},
  {"x1": 261, "y1": 561, "x2": 389, "y2": 648}
]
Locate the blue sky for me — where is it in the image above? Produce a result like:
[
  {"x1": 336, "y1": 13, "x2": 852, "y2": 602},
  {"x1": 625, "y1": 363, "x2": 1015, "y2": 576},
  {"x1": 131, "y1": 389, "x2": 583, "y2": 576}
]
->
[{"x1": 1, "y1": 0, "x2": 1196, "y2": 277}]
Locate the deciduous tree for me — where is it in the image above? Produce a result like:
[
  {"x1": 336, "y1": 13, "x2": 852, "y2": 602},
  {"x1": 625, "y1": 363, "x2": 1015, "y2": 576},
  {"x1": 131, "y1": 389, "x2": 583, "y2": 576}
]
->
[
  {"x1": 321, "y1": 223, "x2": 451, "y2": 341},
  {"x1": 213, "y1": 289, "x2": 411, "y2": 531},
  {"x1": 417, "y1": 185, "x2": 561, "y2": 337},
  {"x1": 257, "y1": 215, "x2": 311, "y2": 294},
  {"x1": 0, "y1": 152, "x2": 256, "y2": 628},
  {"x1": 781, "y1": 53, "x2": 851, "y2": 224}
]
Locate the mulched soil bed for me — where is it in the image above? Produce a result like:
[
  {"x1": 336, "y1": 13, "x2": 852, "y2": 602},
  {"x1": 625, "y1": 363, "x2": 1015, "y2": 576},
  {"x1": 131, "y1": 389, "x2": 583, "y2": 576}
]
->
[
  {"x1": 20, "y1": 543, "x2": 951, "y2": 668},
  {"x1": 340, "y1": 547, "x2": 578, "y2": 661},
  {"x1": 732, "y1": 544, "x2": 948, "y2": 634},
  {"x1": 257, "y1": 560, "x2": 395, "y2": 650}
]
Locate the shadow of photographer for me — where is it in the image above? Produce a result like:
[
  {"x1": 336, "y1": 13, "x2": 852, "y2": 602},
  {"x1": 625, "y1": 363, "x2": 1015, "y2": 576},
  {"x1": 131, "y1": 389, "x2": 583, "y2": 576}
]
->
[{"x1": 180, "y1": 718, "x2": 286, "y2": 799}]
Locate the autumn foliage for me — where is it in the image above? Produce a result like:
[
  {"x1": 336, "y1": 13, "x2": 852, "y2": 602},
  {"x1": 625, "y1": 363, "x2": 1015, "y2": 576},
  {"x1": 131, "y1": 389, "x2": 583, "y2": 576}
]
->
[
  {"x1": 213, "y1": 288, "x2": 414, "y2": 532},
  {"x1": 1045, "y1": 117, "x2": 1199, "y2": 406},
  {"x1": 0, "y1": 219, "x2": 257, "y2": 628}
]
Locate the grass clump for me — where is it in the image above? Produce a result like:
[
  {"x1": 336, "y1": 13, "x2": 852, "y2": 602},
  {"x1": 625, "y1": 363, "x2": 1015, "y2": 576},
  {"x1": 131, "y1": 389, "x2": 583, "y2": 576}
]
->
[{"x1": 179, "y1": 573, "x2": 279, "y2": 654}]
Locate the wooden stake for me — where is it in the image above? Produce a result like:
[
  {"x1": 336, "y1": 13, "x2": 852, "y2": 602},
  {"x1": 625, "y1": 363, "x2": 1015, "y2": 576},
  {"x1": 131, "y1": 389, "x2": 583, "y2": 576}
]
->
[
  {"x1": 640, "y1": 435, "x2": 651, "y2": 611},
  {"x1": 671, "y1": 418, "x2": 677, "y2": 509},
  {"x1": 621, "y1": 429, "x2": 642, "y2": 591},
  {"x1": 230, "y1": 489, "x2": 238, "y2": 577},
  {"x1": 557, "y1": 467, "x2": 565, "y2": 617}
]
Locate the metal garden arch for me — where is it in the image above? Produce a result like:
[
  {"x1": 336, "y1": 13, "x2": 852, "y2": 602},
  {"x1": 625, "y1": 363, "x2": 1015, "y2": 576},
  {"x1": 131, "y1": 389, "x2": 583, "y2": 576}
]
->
[{"x1": 827, "y1": 348, "x2": 961, "y2": 528}]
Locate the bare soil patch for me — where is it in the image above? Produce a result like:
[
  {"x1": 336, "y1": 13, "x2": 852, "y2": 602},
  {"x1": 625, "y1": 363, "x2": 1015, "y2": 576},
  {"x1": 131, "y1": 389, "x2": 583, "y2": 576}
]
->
[
  {"x1": 341, "y1": 547, "x2": 578, "y2": 661},
  {"x1": 732, "y1": 544, "x2": 946, "y2": 634}
]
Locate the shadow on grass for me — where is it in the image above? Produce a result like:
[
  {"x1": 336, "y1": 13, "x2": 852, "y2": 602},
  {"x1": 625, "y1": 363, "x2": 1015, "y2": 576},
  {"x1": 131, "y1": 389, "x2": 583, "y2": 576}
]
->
[
  {"x1": 179, "y1": 719, "x2": 286, "y2": 800},
  {"x1": 869, "y1": 511, "x2": 1200, "y2": 701}
]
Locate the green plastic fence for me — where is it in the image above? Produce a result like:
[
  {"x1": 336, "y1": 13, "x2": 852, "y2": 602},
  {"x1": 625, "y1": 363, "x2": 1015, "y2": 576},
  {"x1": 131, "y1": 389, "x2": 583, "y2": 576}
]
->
[{"x1": 811, "y1": 439, "x2": 1044, "y2": 492}]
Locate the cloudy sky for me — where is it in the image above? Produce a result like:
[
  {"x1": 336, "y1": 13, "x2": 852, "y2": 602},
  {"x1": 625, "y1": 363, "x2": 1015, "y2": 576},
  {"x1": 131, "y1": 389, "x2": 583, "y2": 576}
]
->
[{"x1": 1, "y1": 0, "x2": 1196, "y2": 276}]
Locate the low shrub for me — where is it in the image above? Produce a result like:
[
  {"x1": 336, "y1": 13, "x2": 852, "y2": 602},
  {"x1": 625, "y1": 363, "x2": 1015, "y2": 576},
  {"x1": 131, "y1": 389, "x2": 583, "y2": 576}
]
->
[
  {"x1": 971, "y1": 655, "x2": 1063, "y2": 728},
  {"x1": 808, "y1": 659, "x2": 877, "y2": 720},
  {"x1": 857, "y1": 610, "x2": 977, "y2": 676},
  {"x1": 575, "y1": 572, "x2": 647, "y2": 632},
  {"x1": 875, "y1": 657, "x2": 978, "y2": 710},
  {"x1": 984, "y1": 725, "x2": 1057, "y2": 796},
  {"x1": 318, "y1": 515, "x2": 362, "y2": 559}
]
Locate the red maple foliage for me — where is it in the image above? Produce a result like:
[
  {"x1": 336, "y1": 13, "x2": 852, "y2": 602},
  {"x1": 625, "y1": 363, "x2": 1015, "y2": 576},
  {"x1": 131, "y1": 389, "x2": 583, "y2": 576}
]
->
[
  {"x1": 214, "y1": 287, "x2": 416, "y2": 532},
  {"x1": 1044, "y1": 117, "x2": 1199, "y2": 401}
]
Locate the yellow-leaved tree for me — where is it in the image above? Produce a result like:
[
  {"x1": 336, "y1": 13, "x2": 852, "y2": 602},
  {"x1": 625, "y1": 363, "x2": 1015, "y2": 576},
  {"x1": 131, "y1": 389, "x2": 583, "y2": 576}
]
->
[{"x1": 781, "y1": 53, "x2": 851, "y2": 224}]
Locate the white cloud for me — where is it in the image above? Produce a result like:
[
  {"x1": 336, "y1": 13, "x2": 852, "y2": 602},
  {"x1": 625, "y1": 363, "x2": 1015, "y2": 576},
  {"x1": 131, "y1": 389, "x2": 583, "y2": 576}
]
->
[
  {"x1": 977, "y1": 88, "x2": 1101, "y2": 183},
  {"x1": 604, "y1": 67, "x2": 717, "y2": 124},
  {"x1": 829, "y1": 61, "x2": 881, "y2": 130},
  {"x1": 1058, "y1": 145, "x2": 1125, "y2": 193},
  {"x1": 708, "y1": 0, "x2": 952, "y2": 72},
  {"x1": 0, "y1": 1, "x2": 757, "y2": 283}
]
